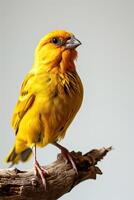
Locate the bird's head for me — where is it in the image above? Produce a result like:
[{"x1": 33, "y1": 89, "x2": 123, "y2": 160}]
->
[{"x1": 34, "y1": 30, "x2": 81, "y2": 72}]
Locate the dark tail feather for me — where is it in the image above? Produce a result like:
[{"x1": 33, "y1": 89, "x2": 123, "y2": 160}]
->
[
  {"x1": 21, "y1": 148, "x2": 32, "y2": 162},
  {"x1": 5, "y1": 146, "x2": 32, "y2": 166}
]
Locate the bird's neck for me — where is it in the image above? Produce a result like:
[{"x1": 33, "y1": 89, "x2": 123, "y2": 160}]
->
[
  {"x1": 33, "y1": 49, "x2": 77, "y2": 74},
  {"x1": 59, "y1": 50, "x2": 76, "y2": 73}
]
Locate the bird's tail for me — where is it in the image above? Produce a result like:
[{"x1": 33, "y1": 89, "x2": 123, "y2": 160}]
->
[{"x1": 5, "y1": 146, "x2": 32, "y2": 166}]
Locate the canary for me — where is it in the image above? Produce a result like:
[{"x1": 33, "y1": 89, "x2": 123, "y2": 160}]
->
[{"x1": 5, "y1": 30, "x2": 83, "y2": 188}]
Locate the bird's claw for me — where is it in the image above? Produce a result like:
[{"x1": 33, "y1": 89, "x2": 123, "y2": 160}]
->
[
  {"x1": 34, "y1": 160, "x2": 47, "y2": 190},
  {"x1": 61, "y1": 148, "x2": 78, "y2": 174}
]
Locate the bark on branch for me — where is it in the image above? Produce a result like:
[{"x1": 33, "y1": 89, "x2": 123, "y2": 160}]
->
[{"x1": 0, "y1": 147, "x2": 112, "y2": 200}]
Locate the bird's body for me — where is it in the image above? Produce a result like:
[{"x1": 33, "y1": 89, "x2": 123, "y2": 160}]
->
[
  {"x1": 6, "y1": 30, "x2": 83, "y2": 169},
  {"x1": 12, "y1": 65, "x2": 83, "y2": 155}
]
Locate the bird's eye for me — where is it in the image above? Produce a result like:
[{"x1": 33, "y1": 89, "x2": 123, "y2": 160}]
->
[{"x1": 51, "y1": 37, "x2": 62, "y2": 45}]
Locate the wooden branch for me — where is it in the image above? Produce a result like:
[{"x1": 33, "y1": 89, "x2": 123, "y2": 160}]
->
[{"x1": 0, "y1": 147, "x2": 112, "y2": 200}]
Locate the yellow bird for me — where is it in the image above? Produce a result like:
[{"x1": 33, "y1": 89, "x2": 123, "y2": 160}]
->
[{"x1": 6, "y1": 30, "x2": 83, "y2": 188}]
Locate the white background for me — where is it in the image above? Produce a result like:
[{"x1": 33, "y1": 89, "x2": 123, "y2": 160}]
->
[{"x1": 0, "y1": 0, "x2": 134, "y2": 199}]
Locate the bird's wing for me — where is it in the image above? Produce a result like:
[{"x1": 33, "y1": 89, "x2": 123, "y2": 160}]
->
[{"x1": 11, "y1": 73, "x2": 35, "y2": 134}]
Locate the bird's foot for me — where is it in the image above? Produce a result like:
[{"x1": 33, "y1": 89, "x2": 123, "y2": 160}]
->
[
  {"x1": 34, "y1": 160, "x2": 48, "y2": 190},
  {"x1": 54, "y1": 143, "x2": 78, "y2": 174},
  {"x1": 61, "y1": 147, "x2": 78, "y2": 174}
]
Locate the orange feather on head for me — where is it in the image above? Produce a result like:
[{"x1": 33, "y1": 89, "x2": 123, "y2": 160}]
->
[{"x1": 35, "y1": 30, "x2": 79, "y2": 73}]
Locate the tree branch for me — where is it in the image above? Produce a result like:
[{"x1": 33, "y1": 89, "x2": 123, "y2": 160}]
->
[{"x1": 0, "y1": 147, "x2": 112, "y2": 200}]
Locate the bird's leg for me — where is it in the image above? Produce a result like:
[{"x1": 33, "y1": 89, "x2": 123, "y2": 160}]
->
[
  {"x1": 53, "y1": 142, "x2": 78, "y2": 174},
  {"x1": 34, "y1": 144, "x2": 47, "y2": 189}
]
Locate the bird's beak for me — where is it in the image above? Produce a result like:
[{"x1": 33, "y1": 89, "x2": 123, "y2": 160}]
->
[{"x1": 65, "y1": 36, "x2": 81, "y2": 49}]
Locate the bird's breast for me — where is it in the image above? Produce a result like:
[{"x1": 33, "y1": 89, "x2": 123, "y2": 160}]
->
[{"x1": 34, "y1": 71, "x2": 83, "y2": 142}]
